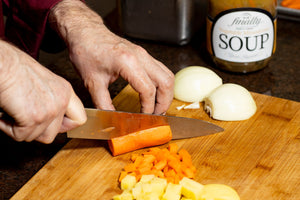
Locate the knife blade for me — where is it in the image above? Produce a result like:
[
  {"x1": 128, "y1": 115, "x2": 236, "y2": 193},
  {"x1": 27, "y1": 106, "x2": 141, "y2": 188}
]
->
[{"x1": 67, "y1": 108, "x2": 224, "y2": 140}]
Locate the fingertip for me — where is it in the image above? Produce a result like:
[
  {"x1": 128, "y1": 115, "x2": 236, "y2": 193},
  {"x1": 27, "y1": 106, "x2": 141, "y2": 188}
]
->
[{"x1": 91, "y1": 85, "x2": 116, "y2": 111}]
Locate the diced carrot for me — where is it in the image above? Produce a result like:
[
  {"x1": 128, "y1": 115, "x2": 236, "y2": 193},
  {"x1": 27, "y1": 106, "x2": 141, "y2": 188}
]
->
[
  {"x1": 179, "y1": 149, "x2": 193, "y2": 166},
  {"x1": 138, "y1": 165, "x2": 152, "y2": 174},
  {"x1": 168, "y1": 143, "x2": 178, "y2": 154},
  {"x1": 144, "y1": 147, "x2": 161, "y2": 155},
  {"x1": 123, "y1": 163, "x2": 136, "y2": 173},
  {"x1": 154, "y1": 169, "x2": 165, "y2": 178},
  {"x1": 156, "y1": 149, "x2": 170, "y2": 162},
  {"x1": 108, "y1": 125, "x2": 172, "y2": 156},
  {"x1": 173, "y1": 174, "x2": 180, "y2": 184},
  {"x1": 183, "y1": 166, "x2": 196, "y2": 179},
  {"x1": 168, "y1": 159, "x2": 182, "y2": 174},
  {"x1": 118, "y1": 171, "x2": 128, "y2": 182},
  {"x1": 118, "y1": 143, "x2": 197, "y2": 184},
  {"x1": 131, "y1": 153, "x2": 139, "y2": 162},
  {"x1": 154, "y1": 160, "x2": 167, "y2": 171},
  {"x1": 133, "y1": 155, "x2": 144, "y2": 167},
  {"x1": 143, "y1": 154, "x2": 156, "y2": 164}
]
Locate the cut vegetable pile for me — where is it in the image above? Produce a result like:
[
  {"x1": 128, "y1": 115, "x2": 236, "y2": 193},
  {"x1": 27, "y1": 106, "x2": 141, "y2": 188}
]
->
[
  {"x1": 174, "y1": 66, "x2": 257, "y2": 121},
  {"x1": 113, "y1": 144, "x2": 240, "y2": 200},
  {"x1": 119, "y1": 143, "x2": 196, "y2": 184}
]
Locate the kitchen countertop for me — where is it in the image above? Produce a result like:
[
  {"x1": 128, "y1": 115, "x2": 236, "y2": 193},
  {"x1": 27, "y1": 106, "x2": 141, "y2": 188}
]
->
[{"x1": 1, "y1": 10, "x2": 299, "y2": 200}]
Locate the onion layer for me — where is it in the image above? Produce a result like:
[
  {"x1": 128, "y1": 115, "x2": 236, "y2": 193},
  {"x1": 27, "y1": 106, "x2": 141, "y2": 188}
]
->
[{"x1": 174, "y1": 66, "x2": 222, "y2": 102}]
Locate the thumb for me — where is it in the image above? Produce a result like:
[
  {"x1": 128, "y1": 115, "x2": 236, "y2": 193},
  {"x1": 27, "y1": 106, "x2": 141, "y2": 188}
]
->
[{"x1": 59, "y1": 92, "x2": 87, "y2": 133}]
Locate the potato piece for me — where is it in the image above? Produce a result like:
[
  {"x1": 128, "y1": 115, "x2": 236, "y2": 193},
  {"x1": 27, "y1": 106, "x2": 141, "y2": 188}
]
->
[
  {"x1": 162, "y1": 182, "x2": 182, "y2": 200},
  {"x1": 113, "y1": 190, "x2": 133, "y2": 200},
  {"x1": 140, "y1": 174, "x2": 156, "y2": 183},
  {"x1": 179, "y1": 177, "x2": 204, "y2": 200},
  {"x1": 121, "y1": 175, "x2": 137, "y2": 190},
  {"x1": 150, "y1": 177, "x2": 168, "y2": 197},
  {"x1": 199, "y1": 184, "x2": 240, "y2": 200},
  {"x1": 132, "y1": 182, "x2": 143, "y2": 199}
]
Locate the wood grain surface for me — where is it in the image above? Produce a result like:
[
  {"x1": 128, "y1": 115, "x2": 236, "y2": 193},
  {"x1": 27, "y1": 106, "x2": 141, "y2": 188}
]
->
[{"x1": 11, "y1": 85, "x2": 300, "y2": 200}]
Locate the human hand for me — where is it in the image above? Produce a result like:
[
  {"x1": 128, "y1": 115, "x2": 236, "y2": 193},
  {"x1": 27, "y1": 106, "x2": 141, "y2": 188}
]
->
[
  {"x1": 0, "y1": 41, "x2": 86, "y2": 143},
  {"x1": 49, "y1": 0, "x2": 174, "y2": 114}
]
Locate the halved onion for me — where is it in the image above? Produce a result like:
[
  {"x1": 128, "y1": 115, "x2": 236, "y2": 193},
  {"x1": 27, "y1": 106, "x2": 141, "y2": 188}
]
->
[
  {"x1": 204, "y1": 83, "x2": 257, "y2": 121},
  {"x1": 174, "y1": 66, "x2": 222, "y2": 102}
]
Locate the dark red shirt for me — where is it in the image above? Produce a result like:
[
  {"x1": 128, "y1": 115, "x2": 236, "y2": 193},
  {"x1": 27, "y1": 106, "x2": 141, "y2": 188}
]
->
[{"x1": 0, "y1": 0, "x2": 63, "y2": 58}]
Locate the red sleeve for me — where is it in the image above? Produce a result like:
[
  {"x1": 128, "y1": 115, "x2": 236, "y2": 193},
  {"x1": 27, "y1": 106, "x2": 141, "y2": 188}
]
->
[{"x1": 3, "y1": 0, "x2": 70, "y2": 58}]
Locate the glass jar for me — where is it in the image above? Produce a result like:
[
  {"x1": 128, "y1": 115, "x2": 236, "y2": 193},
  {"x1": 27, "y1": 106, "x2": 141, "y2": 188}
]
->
[{"x1": 206, "y1": 0, "x2": 277, "y2": 73}]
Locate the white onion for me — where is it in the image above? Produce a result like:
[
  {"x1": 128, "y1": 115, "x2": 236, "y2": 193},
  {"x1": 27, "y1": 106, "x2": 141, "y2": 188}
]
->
[
  {"x1": 204, "y1": 83, "x2": 257, "y2": 121},
  {"x1": 174, "y1": 66, "x2": 223, "y2": 102}
]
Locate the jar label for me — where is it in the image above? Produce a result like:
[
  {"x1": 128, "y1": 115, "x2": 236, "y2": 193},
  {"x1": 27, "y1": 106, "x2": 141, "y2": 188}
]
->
[{"x1": 210, "y1": 8, "x2": 275, "y2": 63}]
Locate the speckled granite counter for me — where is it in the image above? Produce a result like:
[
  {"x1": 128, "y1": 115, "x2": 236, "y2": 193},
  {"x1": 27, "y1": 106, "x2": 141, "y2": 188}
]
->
[{"x1": 1, "y1": 11, "x2": 299, "y2": 200}]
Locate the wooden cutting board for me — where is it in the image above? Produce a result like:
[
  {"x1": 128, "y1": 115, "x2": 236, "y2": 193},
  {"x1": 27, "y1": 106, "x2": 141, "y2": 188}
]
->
[{"x1": 11, "y1": 85, "x2": 300, "y2": 200}]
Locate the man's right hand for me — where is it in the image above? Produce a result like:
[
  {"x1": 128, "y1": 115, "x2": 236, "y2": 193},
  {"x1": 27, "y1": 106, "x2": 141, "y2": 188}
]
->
[{"x1": 0, "y1": 40, "x2": 86, "y2": 143}]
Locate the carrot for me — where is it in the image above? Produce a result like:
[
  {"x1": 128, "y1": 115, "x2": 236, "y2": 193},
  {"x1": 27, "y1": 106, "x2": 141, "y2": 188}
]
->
[
  {"x1": 118, "y1": 143, "x2": 197, "y2": 184},
  {"x1": 118, "y1": 171, "x2": 128, "y2": 182},
  {"x1": 108, "y1": 125, "x2": 172, "y2": 156},
  {"x1": 281, "y1": 0, "x2": 300, "y2": 9},
  {"x1": 168, "y1": 143, "x2": 179, "y2": 154}
]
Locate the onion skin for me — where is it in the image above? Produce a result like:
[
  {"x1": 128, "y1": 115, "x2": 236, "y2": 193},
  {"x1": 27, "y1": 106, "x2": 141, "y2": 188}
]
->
[
  {"x1": 174, "y1": 66, "x2": 222, "y2": 102},
  {"x1": 204, "y1": 83, "x2": 257, "y2": 121}
]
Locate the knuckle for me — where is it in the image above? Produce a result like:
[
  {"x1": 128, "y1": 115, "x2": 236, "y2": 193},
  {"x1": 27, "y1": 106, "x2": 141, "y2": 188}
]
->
[
  {"x1": 31, "y1": 108, "x2": 48, "y2": 124},
  {"x1": 113, "y1": 42, "x2": 140, "y2": 63},
  {"x1": 144, "y1": 84, "x2": 156, "y2": 98},
  {"x1": 159, "y1": 74, "x2": 175, "y2": 91},
  {"x1": 118, "y1": 50, "x2": 136, "y2": 64},
  {"x1": 134, "y1": 45, "x2": 148, "y2": 54},
  {"x1": 12, "y1": 128, "x2": 28, "y2": 142}
]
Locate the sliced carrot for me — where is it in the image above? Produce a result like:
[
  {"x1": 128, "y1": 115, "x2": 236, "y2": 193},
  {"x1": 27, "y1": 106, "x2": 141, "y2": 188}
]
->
[
  {"x1": 123, "y1": 163, "x2": 136, "y2": 173},
  {"x1": 108, "y1": 125, "x2": 172, "y2": 156},
  {"x1": 168, "y1": 159, "x2": 182, "y2": 174},
  {"x1": 143, "y1": 154, "x2": 156, "y2": 163},
  {"x1": 281, "y1": 0, "x2": 300, "y2": 9},
  {"x1": 154, "y1": 160, "x2": 167, "y2": 171},
  {"x1": 168, "y1": 143, "x2": 178, "y2": 154},
  {"x1": 133, "y1": 156, "x2": 144, "y2": 167},
  {"x1": 130, "y1": 153, "x2": 139, "y2": 162},
  {"x1": 118, "y1": 143, "x2": 197, "y2": 184},
  {"x1": 118, "y1": 171, "x2": 128, "y2": 182},
  {"x1": 179, "y1": 149, "x2": 193, "y2": 166}
]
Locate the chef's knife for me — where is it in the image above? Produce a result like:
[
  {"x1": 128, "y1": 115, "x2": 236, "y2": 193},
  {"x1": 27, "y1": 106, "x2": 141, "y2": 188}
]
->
[{"x1": 67, "y1": 108, "x2": 224, "y2": 140}]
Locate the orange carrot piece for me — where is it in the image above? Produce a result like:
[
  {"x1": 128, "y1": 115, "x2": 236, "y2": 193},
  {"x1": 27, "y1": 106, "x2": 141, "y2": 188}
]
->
[
  {"x1": 131, "y1": 153, "x2": 139, "y2": 162},
  {"x1": 118, "y1": 143, "x2": 197, "y2": 184},
  {"x1": 154, "y1": 159, "x2": 167, "y2": 171},
  {"x1": 168, "y1": 143, "x2": 179, "y2": 154},
  {"x1": 119, "y1": 171, "x2": 128, "y2": 182},
  {"x1": 168, "y1": 159, "x2": 182, "y2": 174},
  {"x1": 123, "y1": 163, "x2": 136, "y2": 173},
  {"x1": 179, "y1": 149, "x2": 193, "y2": 166},
  {"x1": 133, "y1": 156, "x2": 144, "y2": 167},
  {"x1": 108, "y1": 125, "x2": 172, "y2": 156},
  {"x1": 281, "y1": 0, "x2": 300, "y2": 9},
  {"x1": 143, "y1": 154, "x2": 156, "y2": 164}
]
